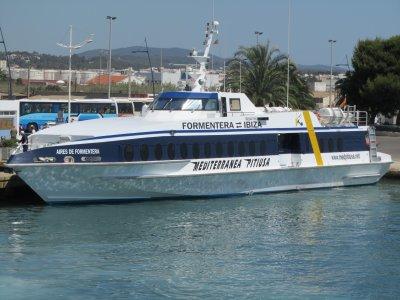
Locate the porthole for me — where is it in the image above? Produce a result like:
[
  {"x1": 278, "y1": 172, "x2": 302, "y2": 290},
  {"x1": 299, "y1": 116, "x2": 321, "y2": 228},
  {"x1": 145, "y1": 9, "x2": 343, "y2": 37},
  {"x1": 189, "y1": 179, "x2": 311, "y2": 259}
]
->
[
  {"x1": 167, "y1": 143, "x2": 175, "y2": 160},
  {"x1": 140, "y1": 144, "x2": 149, "y2": 161},
  {"x1": 328, "y1": 138, "x2": 334, "y2": 152},
  {"x1": 123, "y1": 144, "x2": 133, "y2": 161},
  {"x1": 260, "y1": 140, "x2": 267, "y2": 155},
  {"x1": 227, "y1": 141, "x2": 235, "y2": 157},
  {"x1": 216, "y1": 142, "x2": 223, "y2": 157},
  {"x1": 192, "y1": 143, "x2": 200, "y2": 159},
  {"x1": 155, "y1": 143, "x2": 163, "y2": 160},
  {"x1": 249, "y1": 141, "x2": 256, "y2": 156},
  {"x1": 204, "y1": 143, "x2": 211, "y2": 158},
  {"x1": 238, "y1": 141, "x2": 246, "y2": 156},
  {"x1": 180, "y1": 143, "x2": 188, "y2": 159}
]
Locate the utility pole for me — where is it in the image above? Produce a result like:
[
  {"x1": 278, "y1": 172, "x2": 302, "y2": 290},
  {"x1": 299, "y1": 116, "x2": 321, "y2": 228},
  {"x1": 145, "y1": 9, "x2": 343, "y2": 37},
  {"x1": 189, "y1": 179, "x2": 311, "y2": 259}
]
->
[
  {"x1": 106, "y1": 16, "x2": 117, "y2": 99},
  {"x1": 128, "y1": 67, "x2": 132, "y2": 98},
  {"x1": 286, "y1": 0, "x2": 291, "y2": 108},
  {"x1": 329, "y1": 39, "x2": 337, "y2": 107},
  {"x1": 0, "y1": 26, "x2": 13, "y2": 99},
  {"x1": 255, "y1": 31, "x2": 263, "y2": 46},
  {"x1": 131, "y1": 38, "x2": 155, "y2": 98},
  {"x1": 57, "y1": 25, "x2": 93, "y2": 122}
]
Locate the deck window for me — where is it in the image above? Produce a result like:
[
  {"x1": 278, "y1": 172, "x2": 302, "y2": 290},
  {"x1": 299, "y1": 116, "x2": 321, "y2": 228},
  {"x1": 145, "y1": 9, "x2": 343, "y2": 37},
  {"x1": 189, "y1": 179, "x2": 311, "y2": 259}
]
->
[
  {"x1": 227, "y1": 141, "x2": 235, "y2": 157},
  {"x1": 192, "y1": 143, "x2": 200, "y2": 159},
  {"x1": 238, "y1": 141, "x2": 246, "y2": 156},
  {"x1": 204, "y1": 143, "x2": 212, "y2": 158},
  {"x1": 123, "y1": 145, "x2": 134, "y2": 162},
  {"x1": 249, "y1": 141, "x2": 256, "y2": 156},
  {"x1": 337, "y1": 138, "x2": 343, "y2": 152},
  {"x1": 260, "y1": 140, "x2": 267, "y2": 155},
  {"x1": 278, "y1": 133, "x2": 301, "y2": 154},
  {"x1": 167, "y1": 143, "x2": 175, "y2": 160},
  {"x1": 140, "y1": 144, "x2": 149, "y2": 161},
  {"x1": 180, "y1": 143, "x2": 188, "y2": 159},
  {"x1": 229, "y1": 98, "x2": 241, "y2": 111},
  {"x1": 328, "y1": 138, "x2": 334, "y2": 152},
  {"x1": 216, "y1": 142, "x2": 224, "y2": 157},
  {"x1": 155, "y1": 144, "x2": 163, "y2": 160}
]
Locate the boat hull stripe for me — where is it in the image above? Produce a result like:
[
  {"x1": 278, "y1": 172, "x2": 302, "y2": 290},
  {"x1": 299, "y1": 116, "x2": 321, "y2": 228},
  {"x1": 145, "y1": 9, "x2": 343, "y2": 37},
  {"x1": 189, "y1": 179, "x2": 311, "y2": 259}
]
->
[{"x1": 303, "y1": 111, "x2": 323, "y2": 166}]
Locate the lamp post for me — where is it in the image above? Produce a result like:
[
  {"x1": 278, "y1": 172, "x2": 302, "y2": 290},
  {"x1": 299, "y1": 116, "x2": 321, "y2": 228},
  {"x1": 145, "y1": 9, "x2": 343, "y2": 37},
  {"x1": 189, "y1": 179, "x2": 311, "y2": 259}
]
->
[
  {"x1": 106, "y1": 16, "x2": 117, "y2": 99},
  {"x1": 329, "y1": 39, "x2": 337, "y2": 107},
  {"x1": 255, "y1": 31, "x2": 263, "y2": 45},
  {"x1": 0, "y1": 26, "x2": 13, "y2": 99},
  {"x1": 132, "y1": 38, "x2": 155, "y2": 98},
  {"x1": 57, "y1": 25, "x2": 93, "y2": 122},
  {"x1": 26, "y1": 59, "x2": 31, "y2": 99}
]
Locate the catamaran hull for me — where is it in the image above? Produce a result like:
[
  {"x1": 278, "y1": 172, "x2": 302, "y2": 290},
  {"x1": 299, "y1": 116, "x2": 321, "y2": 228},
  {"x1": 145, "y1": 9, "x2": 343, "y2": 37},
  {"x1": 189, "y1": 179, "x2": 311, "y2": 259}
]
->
[{"x1": 12, "y1": 159, "x2": 391, "y2": 204}]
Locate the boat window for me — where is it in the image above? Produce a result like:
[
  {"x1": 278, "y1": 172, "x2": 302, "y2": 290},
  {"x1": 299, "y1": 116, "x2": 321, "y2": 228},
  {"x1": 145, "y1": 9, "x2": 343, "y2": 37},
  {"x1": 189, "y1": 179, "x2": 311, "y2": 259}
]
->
[
  {"x1": 123, "y1": 145, "x2": 134, "y2": 162},
  {"x1": 151, "y1": 97, "x2": 218, "y2": 111},
  {"x1": 192, "y1": 143, "x2": 200, "y2": 159},
  {"x1": 328, "y1": 138, "x2": 334, "y2": 152},
  {"x1": 337, "y1": 138, "x2": 343, "y2": 152},
  {"x1": 260, "y1": 140, "x2": 267, "y2": 155},
  {"x1": 229, "y1": 98, "x2": 241, "y2": 111},
  {"x1": 167, "y1": 143, "x2": 175, "y2": 160},
  {"x1": 140, "y1": 144, "x2": 149, "y2": 161},
  {"x1": 180, "y1": 143, "x2": 188, "y2": 159},
  {"x1": 216, "y1": 142, "x2": 224, "y2": 157},
  {"x1": 249, "y1": 141, "x2": 256, "y2": 156},
  {"x1": 155, "y1": 144, "x2": 163, "y2": 160},
  {"x1": 278, "y1": 133, "x2": 301, "y2": 153},
  {"x1": 318, "y1": 138, "x2": 325, "y2": 152},
  {"x1": 204, "y1": 143, "x2": 212, "y2": 158},
  {"x1": 227, "y1": 141, "x2": 235, "y2": 157},
  {"x1": 238, "y1": 141, "x2": 246, "y2": 156}
]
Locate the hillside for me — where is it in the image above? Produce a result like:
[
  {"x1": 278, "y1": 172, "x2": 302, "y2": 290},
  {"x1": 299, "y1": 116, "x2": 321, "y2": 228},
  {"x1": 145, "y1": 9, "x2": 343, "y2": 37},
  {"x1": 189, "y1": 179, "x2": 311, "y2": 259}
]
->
[{"x1": 0, "y1": 48, "x2": 346, "y2": 73}]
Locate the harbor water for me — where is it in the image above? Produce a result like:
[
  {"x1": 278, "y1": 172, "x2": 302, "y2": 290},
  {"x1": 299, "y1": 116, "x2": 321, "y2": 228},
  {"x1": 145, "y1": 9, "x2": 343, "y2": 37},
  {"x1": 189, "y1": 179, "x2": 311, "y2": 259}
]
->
[{"x1": 1, "y1": 180, "x2": 399, "y2": 299}]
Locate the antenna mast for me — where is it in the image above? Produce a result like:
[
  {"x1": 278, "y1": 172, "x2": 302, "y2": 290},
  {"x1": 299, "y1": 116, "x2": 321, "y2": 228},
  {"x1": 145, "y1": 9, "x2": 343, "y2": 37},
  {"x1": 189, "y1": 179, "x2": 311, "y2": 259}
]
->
[{"x1": 189, "y1": 20, "x2": 219, "y2": 92}]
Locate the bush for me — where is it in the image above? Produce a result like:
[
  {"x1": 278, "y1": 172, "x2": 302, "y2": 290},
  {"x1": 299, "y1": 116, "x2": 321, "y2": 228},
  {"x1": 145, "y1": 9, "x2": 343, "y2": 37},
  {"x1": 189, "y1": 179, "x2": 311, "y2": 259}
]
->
[{"x1": 0, "y1": 138, "x2": 18, "y2": 148}]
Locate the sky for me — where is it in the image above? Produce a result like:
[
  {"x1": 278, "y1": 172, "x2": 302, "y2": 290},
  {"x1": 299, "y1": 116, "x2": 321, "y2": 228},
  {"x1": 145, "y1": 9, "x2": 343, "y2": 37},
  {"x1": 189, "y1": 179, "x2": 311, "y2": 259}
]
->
[{"x1": 0, "y1": 0, "x2": 399, "y2": 65}]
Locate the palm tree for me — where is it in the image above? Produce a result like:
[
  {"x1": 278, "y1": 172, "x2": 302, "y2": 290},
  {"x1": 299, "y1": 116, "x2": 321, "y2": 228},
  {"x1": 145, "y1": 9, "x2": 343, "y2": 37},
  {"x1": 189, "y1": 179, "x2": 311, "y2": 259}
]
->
[{"x1": 226, "y1": 43, "x2": 314, "y2": 109}]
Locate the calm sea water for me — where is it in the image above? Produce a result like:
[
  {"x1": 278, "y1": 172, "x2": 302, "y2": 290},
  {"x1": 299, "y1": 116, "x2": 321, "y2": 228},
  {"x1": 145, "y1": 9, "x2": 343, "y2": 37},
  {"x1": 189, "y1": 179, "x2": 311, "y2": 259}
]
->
[{"x1": 1, "y1": 180, "x2": 400, "y2": 299}]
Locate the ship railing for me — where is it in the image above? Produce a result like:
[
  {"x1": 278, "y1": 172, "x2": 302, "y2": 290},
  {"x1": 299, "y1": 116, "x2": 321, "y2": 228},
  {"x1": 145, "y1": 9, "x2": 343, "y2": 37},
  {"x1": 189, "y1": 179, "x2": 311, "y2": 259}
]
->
[
  {"x1": 12, "y1": 142, "x2": 55, "y2": 156},
  {"x1": 344, "y1": 105, "x2": 368, "y2": 126}
]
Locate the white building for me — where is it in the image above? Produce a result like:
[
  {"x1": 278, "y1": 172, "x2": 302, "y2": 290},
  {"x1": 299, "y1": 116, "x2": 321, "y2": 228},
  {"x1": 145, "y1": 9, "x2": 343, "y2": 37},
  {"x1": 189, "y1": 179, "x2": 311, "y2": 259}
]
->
[{"x1": 0, "y1": 60, "x2": 7, "y2": 71}]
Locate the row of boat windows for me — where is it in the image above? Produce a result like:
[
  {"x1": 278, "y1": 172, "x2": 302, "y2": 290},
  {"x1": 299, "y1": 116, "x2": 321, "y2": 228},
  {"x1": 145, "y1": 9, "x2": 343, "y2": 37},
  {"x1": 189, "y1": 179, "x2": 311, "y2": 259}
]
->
[
  {"x1": 123, "y1": 140, "x2": 269, "y2": 161},
  {"x1": 122, "y1": 136, "x2": 352, "y2": 161}
]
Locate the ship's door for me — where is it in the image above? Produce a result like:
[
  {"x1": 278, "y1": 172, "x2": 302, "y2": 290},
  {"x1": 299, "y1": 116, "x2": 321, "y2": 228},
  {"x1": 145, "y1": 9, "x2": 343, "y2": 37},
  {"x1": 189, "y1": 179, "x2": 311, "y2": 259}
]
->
[
  {"x1": 221, "y1": 97, "x2": 227, "y2": 117},
  {"x1": 278, "y1": 133, "x2": 302, "y2": 167}
]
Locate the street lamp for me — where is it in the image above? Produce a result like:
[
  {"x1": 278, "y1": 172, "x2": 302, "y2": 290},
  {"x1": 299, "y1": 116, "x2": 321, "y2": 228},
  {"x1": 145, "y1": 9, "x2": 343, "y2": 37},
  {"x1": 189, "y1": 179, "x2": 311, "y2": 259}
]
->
[
  {"x1": 131, "y1": 38, "x2": 155, "y2": 98},
  {"x1": 255, "y1": 31, "x2": 263, "y2": 45},
  {"x1": 0, "y1": 26, "x2": 13, "y2": 99},
  {"x1": 106, "y1": 16, "x2": 117, "y2": 99},
  {"x1": 329, "y1": 39, "x2": 337, "y2": 107},
  {"x1": 57, "y1": 25, "x2": 93, "y2": 122}
]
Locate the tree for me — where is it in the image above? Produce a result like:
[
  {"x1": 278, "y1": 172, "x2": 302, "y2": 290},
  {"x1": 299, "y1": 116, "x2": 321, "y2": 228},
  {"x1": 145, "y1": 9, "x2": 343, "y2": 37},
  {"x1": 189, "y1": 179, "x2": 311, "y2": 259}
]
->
[
  {"x1": 226, "y1": 43, "x2": 314, "y2": 109},
  {"x1": 0, "y1": 69, "x2": 6, "y2": 81},
  {"x1": 338, "y1": 36, "x2": 400, "y2": 123}
]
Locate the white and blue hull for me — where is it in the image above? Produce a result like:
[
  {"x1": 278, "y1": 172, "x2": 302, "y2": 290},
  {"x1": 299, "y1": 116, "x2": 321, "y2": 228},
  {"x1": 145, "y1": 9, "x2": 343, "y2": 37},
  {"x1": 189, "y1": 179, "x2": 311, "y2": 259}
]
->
[{"x1": 13, "y1": 153, "x2": 391, "y2": 204}]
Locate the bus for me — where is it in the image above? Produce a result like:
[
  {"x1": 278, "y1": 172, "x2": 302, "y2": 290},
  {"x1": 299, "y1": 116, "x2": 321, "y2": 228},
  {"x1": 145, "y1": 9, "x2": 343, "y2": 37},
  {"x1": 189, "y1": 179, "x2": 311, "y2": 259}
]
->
[{"x1": 17, "y1": 98, "x2": 153, "y2": 132}]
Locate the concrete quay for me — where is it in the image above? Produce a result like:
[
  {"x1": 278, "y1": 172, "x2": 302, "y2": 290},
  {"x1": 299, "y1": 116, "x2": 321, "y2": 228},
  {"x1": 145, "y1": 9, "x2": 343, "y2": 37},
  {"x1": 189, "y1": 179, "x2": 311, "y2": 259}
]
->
[{"x1": 377, "y1": 135, "x2": 400, "y2": 179}]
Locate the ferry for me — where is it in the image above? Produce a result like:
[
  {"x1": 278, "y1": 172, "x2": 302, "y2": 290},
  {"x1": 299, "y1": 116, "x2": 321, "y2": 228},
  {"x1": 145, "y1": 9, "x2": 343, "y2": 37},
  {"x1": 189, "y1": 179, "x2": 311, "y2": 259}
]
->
[{"x1": 5, "y1": 21, "x2": 392, "y2": 204}]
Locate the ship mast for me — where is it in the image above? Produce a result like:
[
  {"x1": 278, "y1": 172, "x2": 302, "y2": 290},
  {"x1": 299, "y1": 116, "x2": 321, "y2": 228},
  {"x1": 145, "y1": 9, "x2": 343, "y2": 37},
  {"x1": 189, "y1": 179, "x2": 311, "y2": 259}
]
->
[{"x1": 189, "y1": 20, "x2": 219, "y2": 92}]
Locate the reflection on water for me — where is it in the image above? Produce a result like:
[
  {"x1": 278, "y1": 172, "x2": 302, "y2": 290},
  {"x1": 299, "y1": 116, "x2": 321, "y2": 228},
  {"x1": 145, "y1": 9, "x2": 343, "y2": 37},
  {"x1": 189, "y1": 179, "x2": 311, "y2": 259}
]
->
[{"x1": 0, "y1": 180, "x2": 399, "y2": 299}]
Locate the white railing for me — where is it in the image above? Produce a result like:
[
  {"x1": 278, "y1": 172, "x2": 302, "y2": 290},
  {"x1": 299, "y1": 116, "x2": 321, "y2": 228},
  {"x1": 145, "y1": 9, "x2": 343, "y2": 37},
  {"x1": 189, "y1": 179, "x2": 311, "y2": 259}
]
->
[{"x1": 13, "y1": 142, "x2": 55, "y2": 155}]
